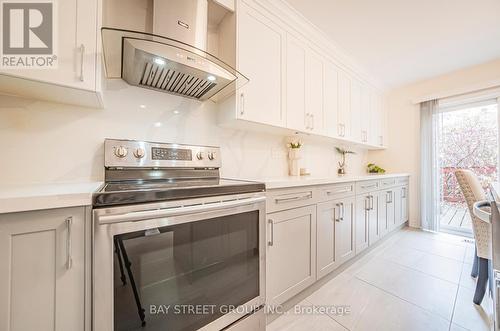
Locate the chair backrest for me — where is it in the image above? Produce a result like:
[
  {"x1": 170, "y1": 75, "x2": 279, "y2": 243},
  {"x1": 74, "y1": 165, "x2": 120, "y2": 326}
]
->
[{"x1": 455, "y1": 169, "x2": 491, "y2": 259}]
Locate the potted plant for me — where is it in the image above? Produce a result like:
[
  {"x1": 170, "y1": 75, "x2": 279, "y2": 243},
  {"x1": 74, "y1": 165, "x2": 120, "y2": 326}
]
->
[
  {"x1": 287, "y1": 140, "x2": 303, "y2": 176},
  {"x1": 336, "y1": 147, "x2": 356, "y2": 176}
]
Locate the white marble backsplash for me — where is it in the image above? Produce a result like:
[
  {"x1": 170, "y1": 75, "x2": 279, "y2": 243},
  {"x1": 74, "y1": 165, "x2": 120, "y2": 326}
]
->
[{"x1": 0, "y1": 80, "x2": 368, "y2": 185}]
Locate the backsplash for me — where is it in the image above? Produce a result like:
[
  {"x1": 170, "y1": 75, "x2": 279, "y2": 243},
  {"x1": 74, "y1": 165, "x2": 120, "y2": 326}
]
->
[{"x1": 0, "y1": 80, "x2": 368, "y2": 185}]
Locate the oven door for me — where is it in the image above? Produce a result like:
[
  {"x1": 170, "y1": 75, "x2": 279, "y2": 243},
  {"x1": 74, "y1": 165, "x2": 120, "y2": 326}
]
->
[{"x1": 93, "y1": 193, "x2": 266, "y2": 331}]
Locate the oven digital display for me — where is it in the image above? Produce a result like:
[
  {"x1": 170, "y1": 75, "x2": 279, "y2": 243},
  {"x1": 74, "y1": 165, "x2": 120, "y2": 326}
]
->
[{"x1": 151, "y1": 147, "x2": 192, "y2": 161}]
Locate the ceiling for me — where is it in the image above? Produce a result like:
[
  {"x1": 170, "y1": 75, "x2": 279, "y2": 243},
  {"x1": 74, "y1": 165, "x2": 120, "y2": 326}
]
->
[{"x1": 285, "y1": 0, "x2": 500, "y2": 89}]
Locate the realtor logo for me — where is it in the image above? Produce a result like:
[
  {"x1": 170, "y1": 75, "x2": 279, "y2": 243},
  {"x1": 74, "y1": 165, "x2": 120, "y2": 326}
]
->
[{"x1": 1, "y1": 1, "x2": 57, "y2": 68}]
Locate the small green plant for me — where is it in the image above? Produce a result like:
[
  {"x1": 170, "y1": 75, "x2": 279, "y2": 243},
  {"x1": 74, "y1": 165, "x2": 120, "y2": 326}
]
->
[
  {"x1": 367, "y1": 163, "x2": 386, "y2": 174},
  {"x1": 287, "y1": 141, "x2": 303, "y2": 149}
]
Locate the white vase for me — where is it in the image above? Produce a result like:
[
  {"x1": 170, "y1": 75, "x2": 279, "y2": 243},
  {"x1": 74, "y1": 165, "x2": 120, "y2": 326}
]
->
[{"x1": 288, "y1": 148, "x2": 302, "y2": 176}]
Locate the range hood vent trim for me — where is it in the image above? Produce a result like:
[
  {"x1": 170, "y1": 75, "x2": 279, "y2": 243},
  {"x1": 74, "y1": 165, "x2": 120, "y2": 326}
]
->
[{"x1": 101, "y1": 27, "x2": 248, "y2": 101}]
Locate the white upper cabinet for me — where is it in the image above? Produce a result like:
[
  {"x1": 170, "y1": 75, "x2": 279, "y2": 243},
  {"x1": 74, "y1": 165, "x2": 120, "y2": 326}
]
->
[
  {"x1": 337, "y1": 70, "x2": 351, "y2": 139},
  {"x1": 350, "y1": 78, "x2": 362, "y2": 142},
  {"x1": 305, "y1": 48, "x2": 324, "y2": 135},
  {"x1": 369, "y1": 89, "x2": 387, "y2": 147},
  {"x1": 360, "y1": 86, "x2": 371, "y2": 144},
  {"x1": 323, "y1": 60, "x2": 339, "y2": 138},
  {"x1": 236, "y1": 0, "x2": 285, "y2": 127},
  {"x1": 0, "y1": 0, "x2": 101, "y2": 107},
  {"x1": 285, "y1": 33, "x2": 307, "y2": 131}
]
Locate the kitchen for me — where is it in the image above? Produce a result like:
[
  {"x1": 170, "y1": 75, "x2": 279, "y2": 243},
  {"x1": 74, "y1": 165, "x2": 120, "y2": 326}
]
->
[{"x1": 0, "y1": 0, "x2": 499, "y2": 330}]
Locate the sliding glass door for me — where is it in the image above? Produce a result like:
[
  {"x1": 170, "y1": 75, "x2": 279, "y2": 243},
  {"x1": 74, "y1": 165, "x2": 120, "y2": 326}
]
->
[{"x1": 436, "y1": 99, "x2": 499, "y2": 236}]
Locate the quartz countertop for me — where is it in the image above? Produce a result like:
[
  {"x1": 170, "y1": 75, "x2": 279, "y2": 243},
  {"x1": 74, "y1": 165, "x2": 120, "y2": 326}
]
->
[
  {"x1": 0, "y1": 181, "x2": 104, "y2": 214},
  {"x1": 242, "y1": 173, "x2": 410, "y2": 190}
]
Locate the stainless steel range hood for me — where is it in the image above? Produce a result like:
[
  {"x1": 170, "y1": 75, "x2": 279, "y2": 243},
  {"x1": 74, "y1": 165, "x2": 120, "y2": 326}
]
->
[{"x1": 101, "y1": 0, "x2": 247, "y2": 101}]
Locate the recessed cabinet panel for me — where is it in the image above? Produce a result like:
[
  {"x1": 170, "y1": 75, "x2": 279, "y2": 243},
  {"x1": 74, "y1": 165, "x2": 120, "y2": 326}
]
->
[
  {"x1": 0, "y1": 207, "x2": 86, "y2": 331},
  {"x1": 267, "y1": 205, "x2": 316, "y2": 305},
  {"x1": 323, "y1": 61, "x2": 339, "y2": 138},
  {"x1": 335, "y1": 196, "x2": 355, "y2": 264},
  {"x1": 285, "y1": 34, "x2": 307, "y2": 131},
  {"x1": 237, "y1": 2, "x2": 284, "y2": 126},
  {"x1": 305, "y1": 49, "x2": 324, "y2": 134},
  {"x1": 317, "y1": 201, "x2": 337, "y2": 278},
  {"x1": 338, "y1": 71, "x2": 351, "y2": 139},
  {"x1": 350, "y1": 79, "x2": 362, "y2": 142}
]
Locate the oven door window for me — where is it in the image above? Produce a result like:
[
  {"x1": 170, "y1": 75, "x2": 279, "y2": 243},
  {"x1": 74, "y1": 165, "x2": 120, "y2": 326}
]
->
[{"x1": 113, "y1": 210, "x2": 260, "y2": 331}]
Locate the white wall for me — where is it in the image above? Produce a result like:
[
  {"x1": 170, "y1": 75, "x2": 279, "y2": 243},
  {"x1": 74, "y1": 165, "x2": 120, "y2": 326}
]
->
[
  {"x1": 369, "y1": 58, "x2": 500, "y2": 228},
  {"x1": 0, "y1": 79, "x2": 368, "y2": 185}
]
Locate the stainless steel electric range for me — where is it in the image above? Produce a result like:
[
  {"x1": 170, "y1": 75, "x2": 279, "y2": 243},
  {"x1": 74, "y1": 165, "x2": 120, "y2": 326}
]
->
[{"x1": 92, "y1": 139, "x2": 266, "y2": 331}]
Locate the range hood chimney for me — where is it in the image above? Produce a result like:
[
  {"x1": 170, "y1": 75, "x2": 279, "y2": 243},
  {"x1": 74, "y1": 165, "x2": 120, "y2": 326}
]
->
[{"x1": 101, "y1": 0, "x2": 247, "y2": 101}]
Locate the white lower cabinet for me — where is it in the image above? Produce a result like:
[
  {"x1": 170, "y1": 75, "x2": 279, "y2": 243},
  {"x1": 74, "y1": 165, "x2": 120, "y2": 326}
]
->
[
  {"x1": 335, "y1": 196, "x2": 356, "y2": 264},
  {"x1": 0, "y1": 207, "x2": 87, "y2": 331},
  {"x1": 355, "y1": 194, "x2": 371, "y2": 254},
  {"x1": 266, "y1": 176, "x2": 409, "y2": 306},
  {"x1": 267, "y1": 205, "x2": 316, "y2": 305}
]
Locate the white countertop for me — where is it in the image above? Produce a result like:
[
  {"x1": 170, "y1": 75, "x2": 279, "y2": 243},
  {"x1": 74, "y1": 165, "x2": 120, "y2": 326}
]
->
[
  {"x1": 0, "y1": 181, "x2": 103, "y2": 214},
  {"x1": 247, "y1": 173, "x2": 410, "y2": 190}
]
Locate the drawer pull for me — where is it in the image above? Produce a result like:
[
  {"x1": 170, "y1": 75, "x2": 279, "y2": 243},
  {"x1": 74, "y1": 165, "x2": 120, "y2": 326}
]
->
[
  {"x1": 326, "y1": 187, "x2": 351, "y2": 195},
  {"x1": 274, "y1": 193, "x2": 312, "y2": 204},
  {"x1": 268, "y1": 219, "x2": 274, "y2": 246},
  {"x1": 361, "y1": 183, "x2": 377, "y2": 190},
  {"x1": 66, "y1": 217, "x2": 73, "y2": 270}
]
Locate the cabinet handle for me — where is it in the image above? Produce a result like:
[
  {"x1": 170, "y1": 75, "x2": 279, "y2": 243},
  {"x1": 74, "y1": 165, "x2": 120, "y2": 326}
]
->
[
  {"x1": 274, "y1": 192, "x2": 312, "y2": 204},
  {"x1": 66, "y1": 217, "x2": 73, "y2": 270},
  {"x1": 370, "y1": 195, "x2": 374, "y2": 210},
  {"x1": 361, "y1": 183, "x2": 377, "y2": 190},
  {"x1": 240, "y1": 93, "x2": 245, "y2": 116},
  {"x1": 79, "y1": 44, "x2": 85, "y2": 82},
  {"x1": 268, "y1": 219, "x2": 274, "y2": 246},
  {"x1": 379, "y1": 135, "x2": 383, "y2": 146},
  {"x1": 365, "y1": 196, "x2": 370, "y2": 211},
  {"x1": 402, "y1": 187, "x2": 406, "y2": 198},
  {"x1": 341, "y1": 202, "x2": 345, "y2": 220},
  {"x1": 311, "y1": 114, "x2": 314, "y2": 131},
  {"x1": 335, "y1": 203, "x2": 341, "y2": 222},
  {"x1": 326, "y1": 187, "x2": 351, "y2": 195}
]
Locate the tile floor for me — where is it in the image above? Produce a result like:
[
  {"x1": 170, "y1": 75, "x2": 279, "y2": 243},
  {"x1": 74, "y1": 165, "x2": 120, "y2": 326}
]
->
[{"x1": 267, "y1": 228, "x2": 493, "y2": 331}]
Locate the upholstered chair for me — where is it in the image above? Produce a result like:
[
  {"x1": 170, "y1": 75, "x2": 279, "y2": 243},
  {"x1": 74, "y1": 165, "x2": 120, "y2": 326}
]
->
[{"x1": 455, "y1": 169, "x2": 492, "y2": 305}]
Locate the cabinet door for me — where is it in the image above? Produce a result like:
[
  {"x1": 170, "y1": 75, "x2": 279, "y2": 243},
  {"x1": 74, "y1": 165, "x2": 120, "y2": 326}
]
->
[
  {"x1": 401, "y1": 185, "x2": 409, "y2": 225},
  {"x1": 394, "y1": 187, "x2": 402, "y2": 229},
  {"x1": 267, "y1": 205, "x2": 316, "y2": 305},
  {"x1": 285, "y1": 33, "x2": 306, "y2": 131},
  {"x1": 337, "y1": 70, "x2": 351, "y2": 139},
  {"x1": 369, "y1": 90, "x2": 385, "y2": 147},
  {"x1": 369, "y1": 193, "x2": 380, "y2": 245},
  {"x1": 323, "y1": 61, "x2": 339, "y2": 138},
  {"x1": 360, "y1": 86, "x2": 370, "y2": 143},
  {"x1": 0, "y1": 0, "x2": 97, "y2": 91},
  {"x1": 237, "y1": 1, "x2": 284, "y2": 126},
  {"x1": 350, "y1": 79, "x2": 362, "y2": 142},
  {"x1": 335, "y1": 196, "x2": 355, "y2": 264},
  {"x1": 317, "y1": 201, "x2": 337, "y2": 278},
  {"x1": 380, "y1": 190, "x2": 395, "y2": 236},
  {"x1": 0, "y1": 207, "x2": 86, "y2": 331},
  {"x1": 305, "y1": 49, "x2": 324, "y2": 135},
  {"x1": 355, "y1": 194, "x2": 370, "y2": 254}
]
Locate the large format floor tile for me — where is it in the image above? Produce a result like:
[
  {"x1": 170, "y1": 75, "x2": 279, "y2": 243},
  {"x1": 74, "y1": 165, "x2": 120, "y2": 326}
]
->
[
  {"x1": 381, "y1": 244, "x2": 463, "y2": 283},
  {"x1": 395, "y1": 235, "x2": 467, "y2": 261},
  {"x1": 355, "y1": 258, "x2": 458, "y2": 320},
  {"x1": 452, "y1": 286, "x2": 493, "y2": 331},
  {"x1": 267, "y1": 300, "x2": 347, "y2": 331},
  {"x1": 266, "y1": 229, "x2": 492, "y2": 331},
  {"x1": 306, "y1": 274, "x2": 450, "y2": 331}
]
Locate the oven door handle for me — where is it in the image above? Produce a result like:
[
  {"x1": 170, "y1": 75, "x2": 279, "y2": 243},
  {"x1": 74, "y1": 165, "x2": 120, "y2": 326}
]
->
[
  {"x1": 473, "y1": 200, "x2": 491, "y2": 223},
  {"x1": 96, "y1": 196, "x2": 266, "y2": 224}
]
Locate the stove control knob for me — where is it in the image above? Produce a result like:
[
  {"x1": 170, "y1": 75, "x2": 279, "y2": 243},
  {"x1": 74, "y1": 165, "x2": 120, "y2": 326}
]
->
[
  {"x1": 196, "y1": 152, "x2": 204, "y2": 160},
  {"x1": 115, "y1": 146, "x2": 128, "y2": 158},
  {"x1": 208, "y1": 151, "x2": 216, "y2": 160},
  {"x1": 134, "y1": 148, "x2": 145, "y2": 159}
]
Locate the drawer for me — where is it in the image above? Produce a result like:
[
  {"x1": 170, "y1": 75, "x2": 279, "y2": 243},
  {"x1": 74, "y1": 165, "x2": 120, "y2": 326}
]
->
[
  {"x1": 397, "y1": 176, "x2": 410, "y2": 185},
  {"x1": 356, "y1": 180, "x2": 380, "y2": 194},
  {"x1": 266, "y1": 187, "x2": 317, "y2": 213},
  {"x1": 318, "y1": 182, "x2": 355, "y2": 201},
  {"x1": 380, "y1": 178, "x2": 398, "y2": 188}
]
